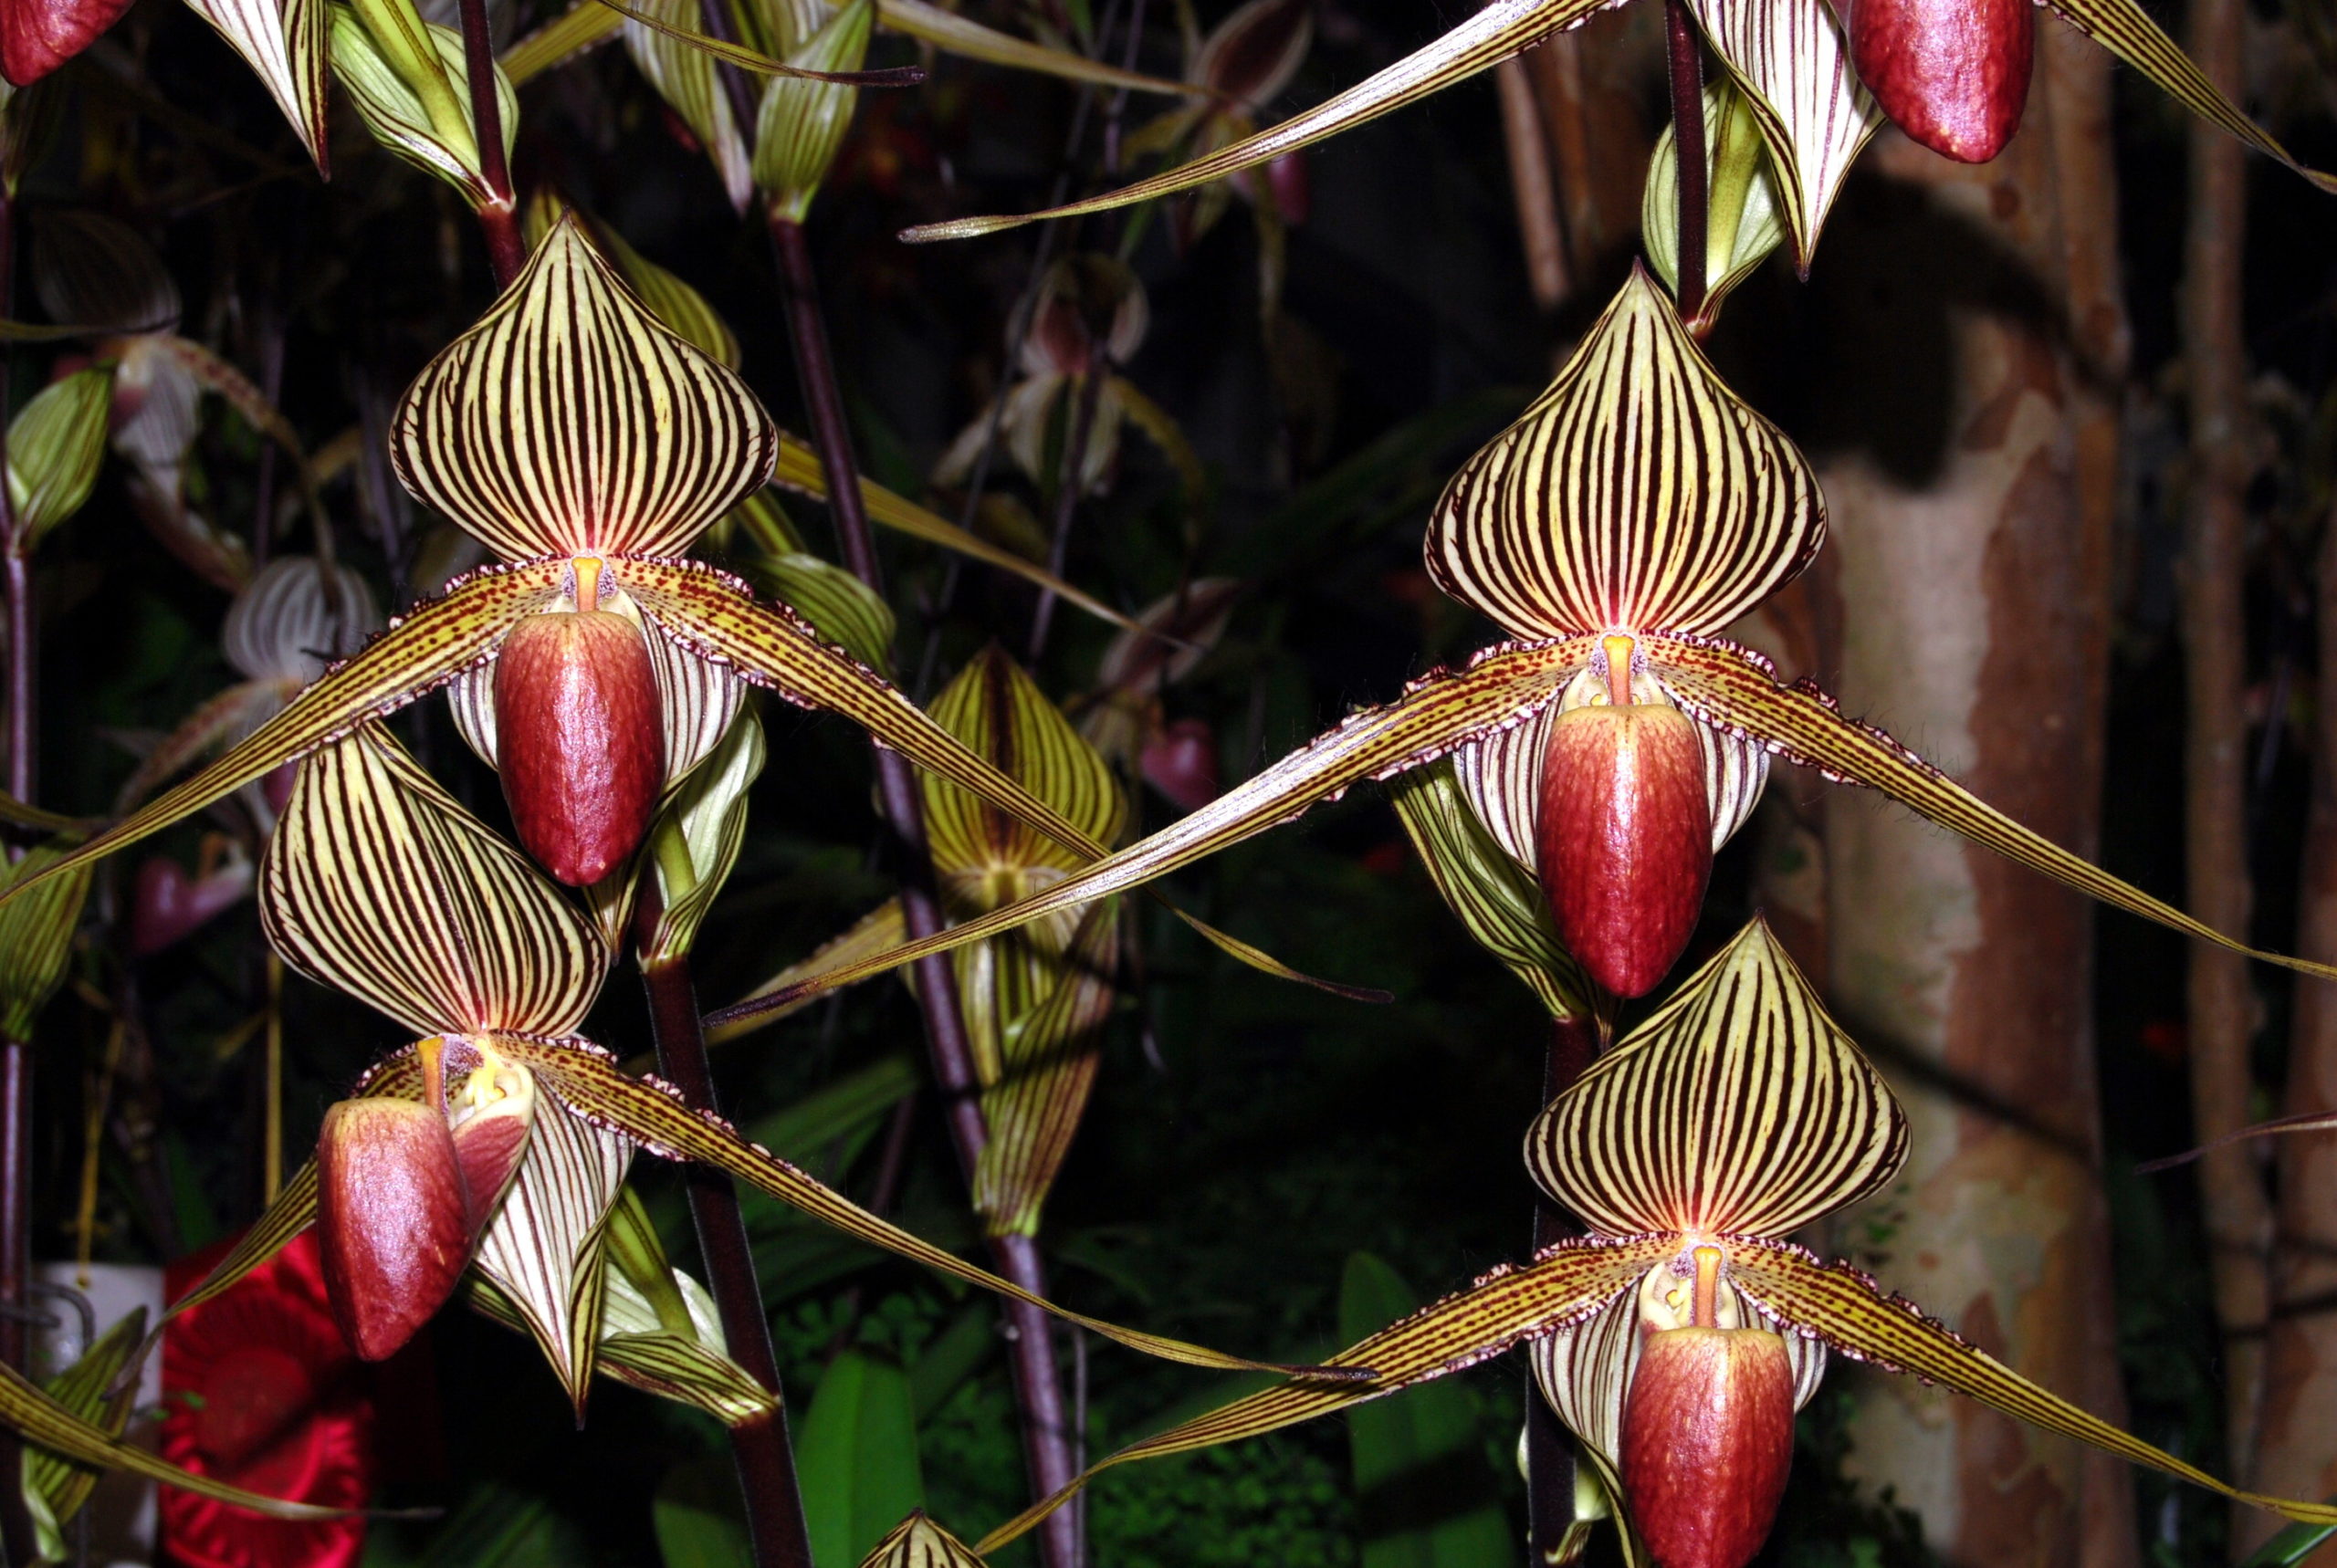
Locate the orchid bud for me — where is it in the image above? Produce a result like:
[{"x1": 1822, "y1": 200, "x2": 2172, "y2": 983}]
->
[
  {"x1": 1618, "y1": 1247, "x2": 1796, "y2": 1568},
  {"x1": 316, "y1": 1051, "x2": 473, "y2": 1361},
  {"x1": 1535, "y1": 639, "x2": 1711, "y2": 998},
  {"x1": 493, "y1": 581, "x2": 666, "y2": 886},
  {"x1": 128, "y1": 845, "x2": 252, "y2": 956},
  {"x1": 1141, "y1": 718, "x2": 1221, "y2": 811},
  {"x1": 1839, "y1": 0, "x2": 2034, "y2": 164}
]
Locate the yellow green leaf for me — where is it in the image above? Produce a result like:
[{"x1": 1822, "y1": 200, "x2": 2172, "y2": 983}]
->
[
  {"x1": 331, "y1": 4, "x2": 519, "y2": 206},
  {"x1": 7, "y1": 366, "x2": 114, "y2": 548},
  {"x1": 1642, "y1": 78, "x2": 1787, "y2": 322},
  {"x1": 0, "y1": 841, "x2": 89, "y2": 1040},
  {"x1": 639, "y1": 707, "x2": 769, "y2": 966},
  {"x1": 24, "y1": 1308, "x2": 144, "y2": 1546}
]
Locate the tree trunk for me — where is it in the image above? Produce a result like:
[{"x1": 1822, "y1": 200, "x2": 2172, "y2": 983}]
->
[{"x1": 1815, "y1": 33, "x2": 2136, "y2": 1568}]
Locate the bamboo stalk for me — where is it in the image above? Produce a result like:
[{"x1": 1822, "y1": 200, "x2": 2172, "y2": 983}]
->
[{"x1": 2178, "y1": 0, "x2": 2271, "y2": 1494}]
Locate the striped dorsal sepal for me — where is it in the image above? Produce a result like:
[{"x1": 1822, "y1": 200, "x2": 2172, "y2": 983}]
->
[
  {"x1": 1426, "y1": 267, "x2": 1825, "y2": 642},
  {"x1": 1528, "y1": 917, "x2": 1908, "y2": 1239}
]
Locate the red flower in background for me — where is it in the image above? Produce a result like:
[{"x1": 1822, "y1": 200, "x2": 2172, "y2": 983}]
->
[{"x1": 160, "y1": 1232, "x2": 374, "y2": 1568}]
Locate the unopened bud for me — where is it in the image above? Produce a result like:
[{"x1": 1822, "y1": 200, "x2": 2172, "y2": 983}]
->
[{"x1": 493, "y1": 604, "x2": 665, "y2": 885}]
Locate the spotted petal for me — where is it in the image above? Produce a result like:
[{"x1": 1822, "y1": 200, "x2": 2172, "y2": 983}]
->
[
  {"x1": 1529, "y1": 919, "x2": 1907, "y2": 1239},
  {"x1": 1726, "y1": 1239, "x2": 2337, "y2": 1525},
  {"x1": 261, "y1": 724, "x2": 610, "y2": 1037},
  {"x1": 392, "y1": 218, "x2": 778, "y2": 561},
  {"x1": 1647, "y1": 632, "x2": 2337, "y2": 983},
  {"x1": 899, "y1": 0, "x2": 1617, "y2": 244},
  {"x1": 1426, "y1": 267, "x2": 1824, "y2": 640}
]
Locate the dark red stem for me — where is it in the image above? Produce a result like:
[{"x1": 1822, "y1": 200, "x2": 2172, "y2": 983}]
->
[
  {"x1": 1663, "y1": 0, "x2": 1708, "y2": 327},
  {"x1": 0, "y1": 178, "x2": 34, "y2": 1568},
  {"x1": 766, "y1": 209, "x2": 1085, "y2": 1568},
  {"x1": 641, "y1": 952, "x2": 816, "y2": 1568},
  {"x1": 456, "y1": 0, "x2": 525, "y2": 287}
]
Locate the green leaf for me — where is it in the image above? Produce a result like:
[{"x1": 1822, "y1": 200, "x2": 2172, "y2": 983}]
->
[
  {"x1": 752, "y1": 0, "x2": 874, "y2": 221},
  {"x1": 1340, "y1": 1253, "x2": 1515, "y2": 1568},
  {"x1": 641, "y1": 708, "x2": 770, "y2": 965},
  {"x1": 0, "y1": 841, "x2": 90, "y2": 1042},
  {"x1": 655, "y1": 1458, "x2": 754, "y2": 1568},
  {"x1": 7, "y1": 366, "x2": 114, "y2": 548},
  {"x1": 2239, "y1": 1517, "x2": 2337, "y2": 1567},
  {"x1": 799, "y1": 1350, "x2": 925, "y2": 1568},
  {"x1": 331, "y1": 3, "x2": 519, "y2": 206},
  {"x1": 1642, "y1": 78, "x2": 1787, "y2": 328},
  {"x1": 24, "y1": 1308, "x2": 145, "y2": 1552}
]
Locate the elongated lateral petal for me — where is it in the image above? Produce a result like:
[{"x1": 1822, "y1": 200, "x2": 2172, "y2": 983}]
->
[
  {"x1": 262, "y1": 724, "x2": 609, "y2": 1038},
  {"x1": 1689, "y1": 0, "x2": 1885, "y2": 264},
  {"x1": 772, "y1": 434, "x2": 1143, "y2": 634},
  {"x1": 486, "y1": 1034, "x2": 1369, "y2": 1381},
  {"x1": 183, "y1": 0, "x2": 330, "y2": 172},
  {"x1": 1648, "y1": 633, "x2": 2337, "y2": 982},
  {"x1": 393, "y1": 219, "x2": 778, "y2": 562},
  {"x1": 1428, "y1": 268, "x2": 1824, "y2": 640},
  {"x1": 2135, "y1": 1107, "x2": 2337, "y2": 1174},
  {"x1": 900, "y1": 0, "x2": 1611, "y2": 243},
  {"x1": 0, "y1": 562, "x2": 566, "y2": 915},
  {"x1": 1531, "y1": 919, "x2": 1907, "y2": 1238},
  {"x1": 711, "y1": 899, "x2": 907, "y2": 1042},
  {"x1": 469, "y1": 1087, "x2": 631, "y2": 1416},
  {"x1": 2046, "y1": 0, "x2": 2336, "y2": 195},
  {"x1": 972, "y1": 1237, "x2": 1673, "y2": 1555},
  {"x1": 621, "y1": 0, "x2": 753, "y2": 207},
  {"x1": 1725, "y1": 1239, "x2": 2337, "y2": 1525},
  {"x1": 706, "y1": 635, "x2": 1596, "y2": 1020}
]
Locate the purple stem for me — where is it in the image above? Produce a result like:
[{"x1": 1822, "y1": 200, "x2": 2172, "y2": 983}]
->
[
  {"x1": 456, "y1": 0, "x2": 526, "y2": 287},
  {"x1": 1662, "y1": 0, "x2": 1708, "y2": 327}
]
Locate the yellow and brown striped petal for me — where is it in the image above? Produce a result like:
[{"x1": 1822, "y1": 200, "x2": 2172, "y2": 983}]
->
[
  {"x1": 392, "y1": 218, "x2": 778, "y2": 563},
  {"x1": 260, "y1": 724, "x2": 609, "y2": 1039},
  {"x1": 1427, "y1": 267, "x2": 1824, "y2": 641},
  {"x1": 1529, "y1": 918, "x2": 1908, "y2": 1239}
]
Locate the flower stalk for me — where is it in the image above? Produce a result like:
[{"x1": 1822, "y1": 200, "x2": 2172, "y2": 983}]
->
[
  {"x1": 456, "y1": 0, "x2": 524, "y2": 286},
  {"x1": 1661, "y1": 0, "x2": 1706, "y2": 329},
  {"x1": 765, "y1": 203, "x2": 1087, "y2": 1568},
  {"x1": 0, "y1": 171, "x2": 34, "y2": 1568},
  {"x1": 639, "y1": 938, "x2": 817, "y2": 1568}
]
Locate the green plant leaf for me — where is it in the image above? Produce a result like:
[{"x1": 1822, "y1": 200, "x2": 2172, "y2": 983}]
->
[
  {"x1": 655, "y1": 1458, "x2": 754, "y2": 1568},
  {"x1": 0, "y1": 841, "x2": 91, "y2": 1041},
  {"x1": 331, "y1": 4, "x2": 518, "y2": 206},
  {"x1": 2239, "y1": 1517, "x2": 2337, "y2": 1567},
  {"x1": 24, "y1": 1308, "x2": 144, "y2": 1552},
  {"x1": 1642, "y1": 78, "x2": 1787, "y2": 326},
  {"x1": 6, "y1": 365, "x2": 114, "y2": 548},
  {"x1": 1340, "y1": 1253, "x2": 1515, "y2": 1568},
  {"x1": 898, "y1": 0, "x2": 1609, "y2": 242},
  {"x1": 1385, "y1": 758, "x2": 1589, "y2": 1021},
  {"x1": 799, "y1": 1350, "x2": 925, "y2": 1568},
  {"x1": 640, "y1": 707, "x2": 769, "y2": 965},
  {"x1": 621, "y1": 0, "x2": 754, "y2": 207}
]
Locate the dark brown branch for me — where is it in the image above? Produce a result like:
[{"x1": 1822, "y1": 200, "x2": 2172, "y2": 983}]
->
[
  {"x1": 766, "y1": 208, "x2": 1084, "y2": 1568},
  {"x1": 0, "y1": 180, "x2": 34, "y2": 1568},
  {"x1": 1661, "y1": 0, "x2": 1706, "y2": 328},
  {"x1": 640, "y1": 949, "x2": 816, "y2": 1568},
  {"x1": 457, "y1": 0, "x2": 525, "y2": 287}
]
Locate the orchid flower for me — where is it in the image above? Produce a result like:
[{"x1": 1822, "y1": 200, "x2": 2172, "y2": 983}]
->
[
  {"x1": 174, "y1": 719, "x2": 1347, "y2": 1408},
  {"x1": 899, "y1": 0, "x2": 2332, "y2": 268},
  {"x1": 947, "y1": 918, "x2": 2337, "y2": 1567},
  {"x1": 715, "y1": 267, "x2": 2337, "y2": 1025},
  {"x1": 0, "y1": 219, "x2": 1188, "y2": 927}
]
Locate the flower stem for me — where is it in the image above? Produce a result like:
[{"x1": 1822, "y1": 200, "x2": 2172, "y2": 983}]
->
[
  {"x1": 1661, "y1": 0, "x2": 1707, "y2": 328},
  {"x1": 640, "y1": 950, "x2": 816, "y2": 1568},
  {"x1": 1027, "y1": 363, "x2": 1108, "y2": 663},
  {"x1": 766, "y1": 207, "x2": 1085, "y2": 1568},
  {"x1": 456, "y1": 0, "x2": 525, "y2": 287}
]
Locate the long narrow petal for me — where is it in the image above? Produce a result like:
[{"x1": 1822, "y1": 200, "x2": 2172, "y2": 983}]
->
[
  {"x1": 1650, "y1": 633, "x2": 2337, "y2": 982},
  {"x1": 877, "y1": 0, "x2": 1191, "y2": 94},
  {"x1": 1428, "y1": 267, "x2": 1824, "y2": 640},
  {"x1": 182, "y1": 0, "x2": 330, "y2": 172},
  {"x1": 1688, "y1": 0, "x2": 1884, "y2": 265},
  {"x1": 0, "y1": 562, "x2": 565, "y2": 915},
  {"x1": 1529, "y1": 919, "x2": 1907, "y2": 1238},
  {"x1": 393, "y1": 218, "x2": 778, "y2": 562},
  {"x1": 261, "y1": 724, "x2": 608, "y2": 1039},
  {"x1": 500, "y1": 0, "x2": 622, "y2": 83},
  {"x1": 704, "y1": 634, "x2": 1594, "y2": 1020},
  {"x1": 1727, "y1": 1239, "x2": 2337, "y2": 1524},
  {"x1": 971, "y1": 1238, "x2": 1672, "y2": 1555},
  {"x1": 2045, "y1": 0, "x2": 2336, "y2": 194},
  {"x1": 771, "y1": 434, "x2": 1144, "y2": 634},
  {"x1": 2135, "y1": 1107, "x2": 2337, "y2": 1174},
  {"x1": 490, "y1": 1036, "x2": 1369, "y2": 1380},
  {"x1": 708, "y1": 899, "x2": 907, "y2": 1043},
  {"x1": 899, "y1": 0, "x2": 1614, "y2": 243}
]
